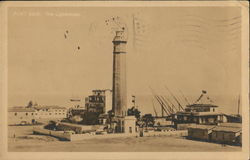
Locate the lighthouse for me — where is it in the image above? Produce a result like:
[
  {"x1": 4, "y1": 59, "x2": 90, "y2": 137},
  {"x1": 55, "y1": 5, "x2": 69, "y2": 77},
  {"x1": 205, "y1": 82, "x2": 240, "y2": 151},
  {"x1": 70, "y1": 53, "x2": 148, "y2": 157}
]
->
[
  {"x1": 111, "y1": 30, "x2": 136, "y2": 134},
  {"x1": 112, "y1": 30, "x2": 127, "y2": 117}
]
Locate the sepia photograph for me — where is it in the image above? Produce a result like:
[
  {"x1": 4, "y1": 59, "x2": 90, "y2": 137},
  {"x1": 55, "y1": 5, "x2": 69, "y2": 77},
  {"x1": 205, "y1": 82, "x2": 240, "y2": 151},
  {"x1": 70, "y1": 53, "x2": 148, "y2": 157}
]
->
[{"x1": 0, "y1": 1, "x2": 249, "y2": 160}]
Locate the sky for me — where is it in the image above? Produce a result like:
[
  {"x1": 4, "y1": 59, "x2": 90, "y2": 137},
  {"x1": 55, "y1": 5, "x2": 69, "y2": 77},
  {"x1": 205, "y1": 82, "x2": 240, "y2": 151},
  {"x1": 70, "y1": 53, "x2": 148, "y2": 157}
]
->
[{"x1": 8, "y1": 6, "x2": 242, "y2": 115}]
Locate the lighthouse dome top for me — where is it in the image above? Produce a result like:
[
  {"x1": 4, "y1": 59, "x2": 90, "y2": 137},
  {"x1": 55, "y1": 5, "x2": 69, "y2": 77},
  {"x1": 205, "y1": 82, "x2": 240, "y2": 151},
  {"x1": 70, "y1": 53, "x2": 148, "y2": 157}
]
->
[{"x1": 113, "y1": 30, "x2": 127, "y2": 42}]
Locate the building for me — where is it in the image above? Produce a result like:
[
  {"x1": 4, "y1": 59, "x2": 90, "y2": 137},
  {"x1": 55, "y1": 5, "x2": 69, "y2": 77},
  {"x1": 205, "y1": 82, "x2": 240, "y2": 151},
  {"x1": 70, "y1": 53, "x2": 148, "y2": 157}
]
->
[
  {"x1": 112, "y1": 30, "x2": 127, "y2": 117},
  {"x1": 225, "y1": 114, "x2": 242, "y2": 123},
  {"x1": 188, "y1": 124, "x2": 216, "y2": 141},
  {"x1": 211, "y1": 123, "x2": 242, "y2": 144},
  {"x1": 85, "y1": 89, "x2": 112, "y2": 114},
  {"x1": 173, "y1": 111, "x2": 228, "y2": 129},
  {"x1": 111, "y1": 116, "x2": 136, "y2": 134},
  {"x1": 8, "y1": 107, "x2": 36, "y2": 125},
  {"x1": 8, "y1": 104, "x2": 68, "y2": 125},
  {"x1": 34, "y1": 105, "x2": 67, "y2": 119},
  {"x1": 123, "y1": 116, "x2": 137, "y2": 134},
  {"x1": 185, "y1": 104, "x2": 219, "y2": 113},
  {"x1": 187, "y1": 123, "x2": 242, "y2": 145},
  {"x1": 172, "y1": 93, "x2": 229, "y2": 129}
]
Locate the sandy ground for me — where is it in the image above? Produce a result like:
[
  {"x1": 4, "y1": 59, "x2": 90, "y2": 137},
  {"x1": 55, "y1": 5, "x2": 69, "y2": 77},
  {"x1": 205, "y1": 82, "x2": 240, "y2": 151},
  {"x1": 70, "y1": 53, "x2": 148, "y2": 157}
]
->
[{"x1": 8, "y1": 126, "x2": 241, "y2": 152}]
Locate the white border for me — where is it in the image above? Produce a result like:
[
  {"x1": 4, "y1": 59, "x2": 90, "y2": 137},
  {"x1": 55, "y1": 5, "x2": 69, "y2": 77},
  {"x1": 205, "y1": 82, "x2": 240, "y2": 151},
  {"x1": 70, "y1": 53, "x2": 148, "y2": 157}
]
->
[{"x1": 0, "y1": 1, "x2": 249, "y2": 160}]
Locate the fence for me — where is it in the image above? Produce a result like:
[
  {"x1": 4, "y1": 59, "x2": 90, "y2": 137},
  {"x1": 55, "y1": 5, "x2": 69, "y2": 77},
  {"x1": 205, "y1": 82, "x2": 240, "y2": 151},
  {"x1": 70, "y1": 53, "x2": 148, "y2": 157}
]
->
[
  {"x1": 33, "y1": 127, "x2": 71, "y2": 140},
  {"x1": 33, "y1": 127, "x2": 187, "y2": 141},
  {"x1": 143, "y1": 130, "x2": 188, "y2": 137}
]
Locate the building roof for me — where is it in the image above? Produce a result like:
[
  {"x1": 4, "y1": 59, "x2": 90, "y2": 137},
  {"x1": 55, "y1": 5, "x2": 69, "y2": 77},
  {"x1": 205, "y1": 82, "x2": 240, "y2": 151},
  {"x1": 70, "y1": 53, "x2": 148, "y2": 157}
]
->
[
  {"x1": 218, "y1": 123, "x2": 242, "y2": 128},
  {"x1": 8, "y1": 107, "x2": 36, "y2": 112},
  {"x1": 34, "y1": 105, "x2": 66, "y2": 110},
  {"x1": 225, "y1": 114, "x2": 242, "y2": 119},
  {"x1": 188, "y1": 124, "x2": 216, "y2": 130},
  {"x1": 175, "y1": 112, "x2": 224, "y2": 117},
  {"x1": 71, "y1": 108, "x2": 86, "y2": 110},
  {"x1": 194, "y1": 112, "x2": 225, "y2": 116},
  {"x1": 175, "y1": 112, "x2": 192, "y2": 115},
  {"x1": 187, "y1": 104, "x2": 219, "y2": 108},
  {"x1": 213, "y1": 126, "x2": 242, "y2": 133}
]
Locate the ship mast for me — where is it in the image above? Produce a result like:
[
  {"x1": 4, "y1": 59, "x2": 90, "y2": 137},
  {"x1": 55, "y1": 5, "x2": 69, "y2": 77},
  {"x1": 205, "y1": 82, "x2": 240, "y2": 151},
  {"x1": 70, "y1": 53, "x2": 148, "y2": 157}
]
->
[
  {"x1": 149, "y1": 86, "x2": 170, "y2": 117},
  {"x1": 179, "y1": 89, "x2": 190, "y2": 105},
  {"x1": 152, "y1": 99, "x2": 158, "y2": 117},
  {"x1": 165, "y1": 86, "x2": 184, "y2": 111}
]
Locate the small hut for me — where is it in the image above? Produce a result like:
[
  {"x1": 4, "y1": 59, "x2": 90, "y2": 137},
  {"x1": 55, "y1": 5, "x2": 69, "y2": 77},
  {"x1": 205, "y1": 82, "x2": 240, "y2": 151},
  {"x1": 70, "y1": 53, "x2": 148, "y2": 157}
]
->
[
  {"x1": 188, "y1": 124, "x2": 216, "y2": 141},
  {"x1": 211, "y1": 124, "x2": 242, "y2": 144}
]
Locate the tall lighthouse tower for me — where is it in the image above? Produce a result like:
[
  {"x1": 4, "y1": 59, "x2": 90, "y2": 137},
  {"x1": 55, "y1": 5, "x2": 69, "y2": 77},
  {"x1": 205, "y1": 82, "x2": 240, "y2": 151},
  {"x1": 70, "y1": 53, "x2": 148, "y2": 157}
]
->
[{"x1": 112, "y1": 30, "x2": 127, "y2": 117}]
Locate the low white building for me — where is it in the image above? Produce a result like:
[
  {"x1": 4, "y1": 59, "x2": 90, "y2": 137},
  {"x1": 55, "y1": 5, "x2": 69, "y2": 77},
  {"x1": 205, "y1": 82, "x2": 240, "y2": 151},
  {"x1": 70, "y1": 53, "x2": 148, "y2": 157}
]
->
[
  {"x1": 123, "y1": 116, "x2": 137, "y2": 134},
  {"x1": 112, "y1": 116, "x2": 137, "y2": 134},
  {"x1": 8, "y1": 105, "x2": 68, "y2": 125},
  {"x1": 34, "y1": 105, "x2": 68, "y2": 119},
  {"x1": 8, "y1": 107, "x2": 36, "y2": 125}
]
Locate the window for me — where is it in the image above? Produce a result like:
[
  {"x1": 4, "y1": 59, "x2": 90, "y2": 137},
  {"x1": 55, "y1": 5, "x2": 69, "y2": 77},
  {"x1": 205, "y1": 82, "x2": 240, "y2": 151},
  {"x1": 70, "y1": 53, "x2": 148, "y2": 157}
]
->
[
  {"x1": 26, "y1": 113, "x2": 28, "y2": 116},
  {"x1": 14, "y1": 113, "x2": 17, "y2": 116},
  {"x1": 31, "y1": 113, "x2": 34, "y2": 115}
]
